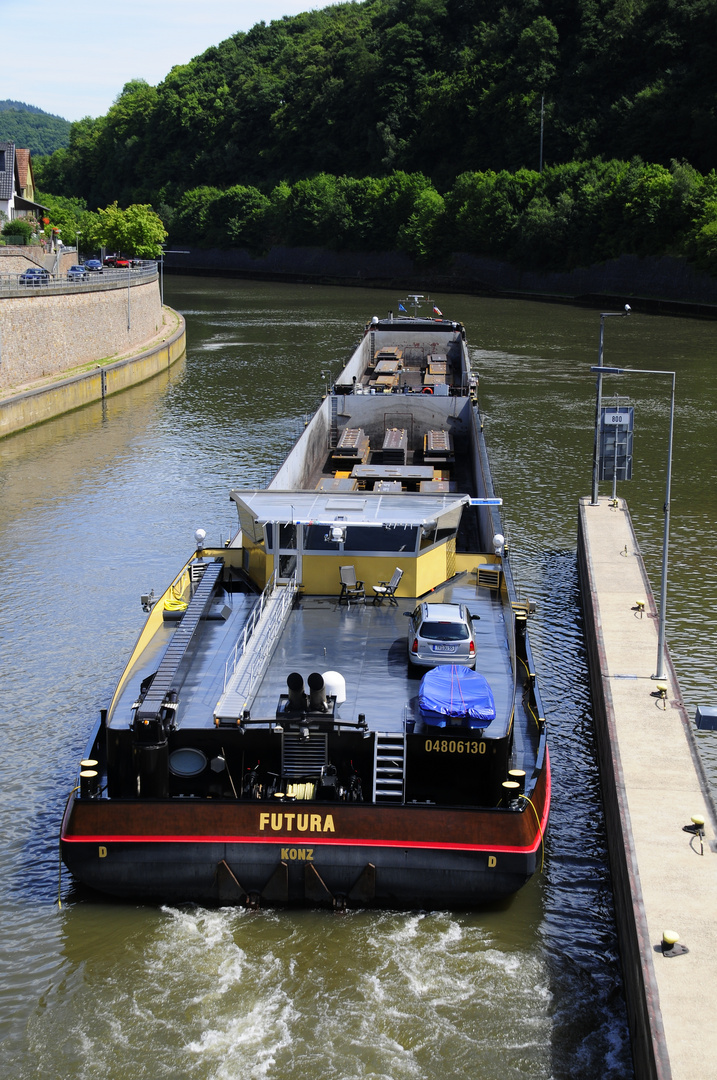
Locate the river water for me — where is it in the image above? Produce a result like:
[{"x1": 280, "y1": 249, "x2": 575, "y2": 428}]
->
[{"x1": 1, "y1": 278, "x2": 715, "y2": 1080}]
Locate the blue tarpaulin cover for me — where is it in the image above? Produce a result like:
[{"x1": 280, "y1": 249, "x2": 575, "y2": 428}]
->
[{"x1": 419, "y1": 665, "x2": 496, "y2": 728}]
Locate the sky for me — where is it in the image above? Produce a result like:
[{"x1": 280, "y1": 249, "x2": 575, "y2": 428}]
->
[{"x1": 0, "y1": 0, "x2": 345, "y2": 123}]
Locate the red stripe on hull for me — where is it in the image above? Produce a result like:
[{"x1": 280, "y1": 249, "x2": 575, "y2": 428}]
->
[{"x1": 62, "y1": 833, "x2": 542, "y2": 854}]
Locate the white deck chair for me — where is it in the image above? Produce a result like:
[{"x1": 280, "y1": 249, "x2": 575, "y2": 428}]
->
[
  {"x1": 339, "y1": 565, "x2": 365, "y2": 605},
  {"x1": 372, "y1": 567, "x2": 403, "y2": 605}
]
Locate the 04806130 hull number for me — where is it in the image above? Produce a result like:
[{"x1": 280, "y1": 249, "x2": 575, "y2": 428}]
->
[{"x1": 425, "y1": 739, "x2": 486, "y2": 754}]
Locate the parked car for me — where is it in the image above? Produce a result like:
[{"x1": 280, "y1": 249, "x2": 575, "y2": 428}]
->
[
  {"x1": 19, "y1": 267, "x2": 50, "y2": 287},
  {"x1": 103, "y1": 254, "x2": 117, "y2": 266},
  {"x1": 407, "y1": 602, "x2": 478, "y2": 669},
  {"x1": 84, "y1": 259, "x2": 103, "y2": 272},
  {"x1": 67, "y1": 264, "x2": 89, "y2": 281}
]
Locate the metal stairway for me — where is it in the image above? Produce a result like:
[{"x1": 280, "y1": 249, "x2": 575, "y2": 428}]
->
[
  {"x1": 373, "y1": 732, "x2": 406, "y2": 802},
  {"x1": 136, "y1": 560, "x2": 223, "y2": 721}
]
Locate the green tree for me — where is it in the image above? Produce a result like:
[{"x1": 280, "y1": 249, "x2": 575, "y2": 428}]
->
[
  {"x1": 397, "y1": 186, "x2": 446, "y2": 261},
  {"x1": 35, "y1": 191, "x2": 91, "y2": 239},
  {"x1": 447, "y1": 170, "x2": 541, "y2": 257},
  {"x1": 172, "y1": 186, "x2": 223, "y2": 245},
  {"x1": 283, "y1": 174, "x2": 354, "y2": 248},
  {"x1": 206, "y1": 185, "x2": 270, "y2": 251},
  {"x1": 87, "y1": 202, "x2": 167, "y2": 257}
]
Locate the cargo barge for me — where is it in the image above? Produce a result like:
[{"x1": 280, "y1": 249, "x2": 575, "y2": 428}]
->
[{"x1": 61, "y1": 301, "x2": 549, "y2": 907}]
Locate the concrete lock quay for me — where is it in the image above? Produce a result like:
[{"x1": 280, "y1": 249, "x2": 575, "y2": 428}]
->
[{"x1": 578, "y1": 495, "x2": 717, "y2": 1080}]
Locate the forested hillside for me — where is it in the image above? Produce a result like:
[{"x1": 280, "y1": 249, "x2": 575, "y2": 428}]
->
[
  {"x1": 37, "y1": 0, "x2": 717, "y2": 206},
  {"x1": 32, "y1": 0, "x2": 717, "y2": 272},
  {"x1": 0, "y1": 101, "x2": 71, "y2": 155}
]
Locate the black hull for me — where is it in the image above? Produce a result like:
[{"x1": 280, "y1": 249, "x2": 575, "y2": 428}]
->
[
  {"x1": 61, "y1": 313, "x2": 551, "y2": 910},
  {"x1": 61, "y1": 838, "x2": 538, "y2": 908}
]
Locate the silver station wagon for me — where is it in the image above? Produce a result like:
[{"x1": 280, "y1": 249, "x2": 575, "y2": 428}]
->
[{"x1": 407, "y1": 602, "x2": 477, "y2": 668}]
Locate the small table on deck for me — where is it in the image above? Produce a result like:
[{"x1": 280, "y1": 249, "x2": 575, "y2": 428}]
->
[{"x1": 352, "y1": 465, "x2": 435, "y2": 487}]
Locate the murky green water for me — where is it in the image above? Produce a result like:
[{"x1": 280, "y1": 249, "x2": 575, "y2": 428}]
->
[{"x1": 2, "y1": 278, "x2": 715, "y2": 1079}]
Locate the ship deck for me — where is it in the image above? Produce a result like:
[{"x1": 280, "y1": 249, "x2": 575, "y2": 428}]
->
[
  {"x1": 109, "y1": 570, "x2": 540, "y2": 778},
  {"x1": 251, "y1": 573, "x2": 512, "y2": 735}
]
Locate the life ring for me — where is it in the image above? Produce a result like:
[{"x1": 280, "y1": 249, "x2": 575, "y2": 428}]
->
[{"x1": 421, "y1": 386, "x2": 434, "y2": 394}]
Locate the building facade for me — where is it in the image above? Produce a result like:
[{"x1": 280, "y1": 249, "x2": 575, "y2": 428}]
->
[{"x1": 0, "y1": 142, "x2": 46, "y2": 223}]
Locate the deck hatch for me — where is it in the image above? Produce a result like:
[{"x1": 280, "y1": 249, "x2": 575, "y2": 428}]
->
[
  {"x1": 335, "y1": 427, "x2": 365, "y2": 452},
  {"x1": 382, "y1": 428, "x2": 408, "y2": 464}
]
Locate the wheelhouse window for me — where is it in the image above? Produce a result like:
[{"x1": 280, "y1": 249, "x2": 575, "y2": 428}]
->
[
  {"x1": 302, "y1": 523, "x2": 418, "y2": 553},
  {"x1": 279, "y1": 523, "x2": 297, "y2": 549},
  {"x1": 344, "y1": 525, "x2": 417, "y2": 552},
  {"x1": 304, "y1": 524, "x2": 340, "y2": 551}
]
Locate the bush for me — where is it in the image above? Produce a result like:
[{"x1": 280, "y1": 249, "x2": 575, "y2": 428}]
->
[{"x1": 2, "y1": 218, "x2": 34, "y2": 242}]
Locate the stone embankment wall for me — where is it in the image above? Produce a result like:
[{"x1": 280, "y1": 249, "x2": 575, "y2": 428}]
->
[
  {"x1": 0, "y1": 247, "x2": 78, "y2": 275},
  {"x1": 0, "y1": 276, "x2": 162, "y2": 392},
  {"x1": 0, "y1": 310, "x2": 185, "y2": 439},
  {"x1": 165, "y1": 246, "x2": 717, "y2": 313}
]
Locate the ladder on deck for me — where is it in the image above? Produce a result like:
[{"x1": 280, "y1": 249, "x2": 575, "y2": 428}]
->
[
  {"x1": 329, "y1": 393, "x2": 339, "y2": 448},
  {"x1": 373, "y1": 732, "x2": 406, "y2": 802}
]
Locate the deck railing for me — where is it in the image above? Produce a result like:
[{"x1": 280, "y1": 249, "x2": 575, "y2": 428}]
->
[{"x1": 222, "y1": 572, "x2": 298, "y2": 696}]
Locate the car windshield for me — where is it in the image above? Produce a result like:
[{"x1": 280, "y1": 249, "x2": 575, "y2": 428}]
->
[{"x1": 420, "y1": 621, "x2": 469, "y2": 641}]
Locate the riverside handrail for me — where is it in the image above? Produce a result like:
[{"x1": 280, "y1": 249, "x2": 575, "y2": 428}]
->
[{"x1": 0, "y1": 263, "x2": 158, "y2": 294}]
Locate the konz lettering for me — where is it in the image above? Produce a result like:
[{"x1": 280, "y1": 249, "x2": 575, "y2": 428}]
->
[
  {"x1": 259, "y1": 812, "x2": 335, "y2": 833},
  {"x1": 281, "y1": 847, "x2": 314, "y2": 861}
]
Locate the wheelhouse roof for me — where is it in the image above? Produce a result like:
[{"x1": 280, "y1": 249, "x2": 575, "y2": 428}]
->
[{"x1": 229, "y1": 489, "x2": 469, "y2": 528}]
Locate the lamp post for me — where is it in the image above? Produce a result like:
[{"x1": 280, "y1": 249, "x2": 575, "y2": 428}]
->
[
  {"x1": 76, "y1": 231, "x2": 82, "y2": 260},
  {"x1": 591, "y1": 306, "x2": 631, "y2": 504},
  {"x1": 321, "y1": 369, "x2": 332, "y2": 397},
  {"x1": 590, "y1": 364, "x2": 676, "y2": 681}
]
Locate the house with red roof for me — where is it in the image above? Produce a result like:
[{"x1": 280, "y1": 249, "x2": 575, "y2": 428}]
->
[{"x1": 0, "y1": 142, "x2": 47, "y2": 224}]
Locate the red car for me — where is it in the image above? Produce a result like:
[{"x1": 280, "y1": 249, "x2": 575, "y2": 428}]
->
[{"x1": 103, "y1": 253, "x2": 137, "y2": 268}]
